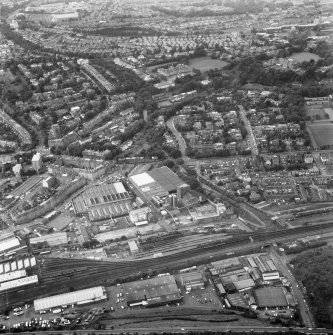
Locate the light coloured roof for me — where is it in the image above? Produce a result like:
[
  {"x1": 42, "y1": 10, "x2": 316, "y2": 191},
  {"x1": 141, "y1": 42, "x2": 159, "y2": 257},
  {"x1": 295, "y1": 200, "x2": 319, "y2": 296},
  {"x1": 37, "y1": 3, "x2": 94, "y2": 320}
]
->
[
  {"x1": 130, "y1": 172, "x2": 155, "y2": 187},
  {"x1": 113, "y1": 182, "x2": 126, "y2": 193},
  {"x1": 0, "y1": 275, "x2": 38, "y2": 292},
  {"x1": 32, "y1": 152, "x2": 41, "y2": 161},
  {"x1": 0, "y1": 238, "x2": 20, "y2": 253},
  {"x1": 30, "y1": 232, "x2": 68, "y2": 246},
  {"x1": 34, "y1": 286, "x2": 106, "y2": 311},
  {"x1": 0, "y1": 269, "x2": 26, "y2": 284}
]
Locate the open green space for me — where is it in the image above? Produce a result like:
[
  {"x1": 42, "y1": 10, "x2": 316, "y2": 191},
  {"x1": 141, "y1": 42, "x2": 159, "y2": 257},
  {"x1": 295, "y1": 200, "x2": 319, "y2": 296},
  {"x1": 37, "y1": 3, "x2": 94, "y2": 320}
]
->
[
  {"x1": 306, "y1": 106, "x2": 330, "y2": 120},
  {"x1": 189, "y1": 56, "x2": 229, "y2": 72},
  {"x1": 289, "y1": 52, "x2": 320, "y2": 62},
  {"x1": 307, "y1": 123, "x2": 333, "y2": 147}
]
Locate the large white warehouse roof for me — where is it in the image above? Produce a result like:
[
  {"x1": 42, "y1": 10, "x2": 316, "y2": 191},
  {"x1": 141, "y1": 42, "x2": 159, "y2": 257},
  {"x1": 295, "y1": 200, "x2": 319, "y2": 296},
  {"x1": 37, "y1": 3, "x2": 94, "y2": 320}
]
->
[
  {"x1": 34, "y1": 286, "x2": 106, "y2": 311},
  {"x1": 0, "y1": 275, "x2": 38, "y2": 292},
  {"x1": 0, "y1": 269, "x2": 26, "y2": 284},
  {"x1": 0, "y1": 238, "x2": 20, "y2": 253}
]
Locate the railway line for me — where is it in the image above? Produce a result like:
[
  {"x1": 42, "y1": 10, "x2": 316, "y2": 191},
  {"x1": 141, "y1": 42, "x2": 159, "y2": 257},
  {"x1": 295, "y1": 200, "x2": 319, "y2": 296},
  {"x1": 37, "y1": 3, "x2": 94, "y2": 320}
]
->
[
  {"x1": 0, "y1": 222, "x2": 332, "y2": 311},
  {"x1": 198, "y1": 175, "x2": 271, "y2": 227}
]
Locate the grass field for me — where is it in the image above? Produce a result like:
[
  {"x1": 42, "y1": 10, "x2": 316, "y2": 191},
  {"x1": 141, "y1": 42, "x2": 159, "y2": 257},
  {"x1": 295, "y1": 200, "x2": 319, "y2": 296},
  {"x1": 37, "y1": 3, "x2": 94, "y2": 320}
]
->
[
  {"x1": 289, "y1": 52, "x2": 320, "y2": 62},
  {"x1": 307, "y1": 123, "x2": 333, "y2": 147},
  {"x1": 306, "y1": 107, "x2": 328, "y2": 120},
  {"x1": 189, "y1": 56, "x2": 228, "y2": 72}
]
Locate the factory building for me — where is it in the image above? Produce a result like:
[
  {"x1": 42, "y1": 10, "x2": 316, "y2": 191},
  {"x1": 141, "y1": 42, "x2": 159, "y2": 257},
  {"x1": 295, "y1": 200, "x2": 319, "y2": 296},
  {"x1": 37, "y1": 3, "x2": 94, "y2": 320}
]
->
[
  {"x1": 262, "y1": 271, "x2": 280, "y2": 281},
  {"x1": 30, "y1": 232, "x2": 68, "y2": 246},
  {"x1": 180, "y1": 271, "x2": 205, "y2": 290},
  {"x1": 34, "y1": 286, "x2": 107, "y2": 312},
  {"x1": 124, "y1": 275, "x2": 181, "y2": 307},
  {"x1": 0, "y1": 275, "x2": 39, "y2": 292},
  {"x1": 0, "y1": 270, "x2": 27, "y2": 284},
  {"x1": 129, "y1": 166, "x2": 187, "y2": 201},
  {"x1": 254, "y1": 287, "x2": 289, "y2": 310},
  {"x1": 0, "y1": 236, "x2": 21, "y2": 254},
  {"x1": 128, "y1": 240, "x2": 139, "y2": 255},
  {"x1": 72, "y1": 182, "x2": 133, "y2": 221},
  {"x1": 129, "y1": 207, "x2": 151, "y2": 223}
]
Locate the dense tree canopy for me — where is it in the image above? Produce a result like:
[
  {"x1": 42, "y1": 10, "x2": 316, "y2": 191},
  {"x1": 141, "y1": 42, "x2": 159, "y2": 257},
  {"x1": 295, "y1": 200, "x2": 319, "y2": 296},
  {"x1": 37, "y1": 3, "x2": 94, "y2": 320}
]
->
[{"x1": 291, "y1": 250, "x2": 333, "y2": 327}]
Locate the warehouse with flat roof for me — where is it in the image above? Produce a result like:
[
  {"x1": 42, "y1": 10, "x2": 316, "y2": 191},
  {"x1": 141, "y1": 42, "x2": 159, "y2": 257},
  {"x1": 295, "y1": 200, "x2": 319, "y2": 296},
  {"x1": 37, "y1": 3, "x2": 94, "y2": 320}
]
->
[
  {"x1": 254, "y1": 287, "x2": 288, "y2": 309},
  {"x1": 129, "y1": 166, "x2": 186, "y2": 200},
  {"x1": 30, "y1": 232, "x2": 68, "y2": 246},
  {"x1": 0, "y1": 275, "x2": 38, "y2": 292},
  {"x1": 123, "y1": 275, "x2": 181, "y2": 307},
  {"x1": 0, "y1": 269, "x2": 26, "y2": 284},
  {"x1": 34, "y1": 286, "x2": 107, "y2": 311},
  {"x1": 0, "y1": 237, "x2": 20, "y2": 254},
  {"x1": 180, "y1": 271, "x2": 205, "y2": 290}
]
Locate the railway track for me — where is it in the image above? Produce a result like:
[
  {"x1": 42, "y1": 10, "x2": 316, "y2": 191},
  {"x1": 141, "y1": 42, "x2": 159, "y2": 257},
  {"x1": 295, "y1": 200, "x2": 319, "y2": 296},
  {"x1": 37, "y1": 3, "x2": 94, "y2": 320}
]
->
[{"x1": 0, "y1": 222, "x2": 332, "y2": 310}]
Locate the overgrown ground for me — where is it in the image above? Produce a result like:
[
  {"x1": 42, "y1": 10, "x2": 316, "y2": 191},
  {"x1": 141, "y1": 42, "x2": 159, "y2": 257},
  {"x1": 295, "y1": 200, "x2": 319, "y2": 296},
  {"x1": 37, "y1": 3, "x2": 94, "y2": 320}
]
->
[{"x1": 290, "y1": 249, "x2": 333, "y2": 328}]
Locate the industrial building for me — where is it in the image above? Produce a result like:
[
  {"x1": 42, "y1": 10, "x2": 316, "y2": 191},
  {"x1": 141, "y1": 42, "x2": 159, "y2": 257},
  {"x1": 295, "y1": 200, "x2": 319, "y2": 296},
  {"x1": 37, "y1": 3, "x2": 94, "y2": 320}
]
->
[
  {"x1": 94, "y1": 223, "x2": 160, "y2": 242},
  {"x1": 226, "y1": 293, "x2": 249, "y2": 310},
  {"x1": 0, "y1": 236, "x2": 20, "y2": 254},
  {"x1": 0, "y1": 275, "x2": 39, "y2": 292},
  {"x1": 72, "y1": 182, "x2": 133, "y2": 221},
  {"x1": 0, "y1": 269, "x2": 26, "y2": 283},
  {"x1": 124, "y1": 275, "x2": 181, "y2": 307},
  {"x1": 233, "y1": 278, "x2": 256, "y2": 291},
  {"x1": 129, "y1": 166, "x2": 186, "y2": 200},
  {"x1": 180, "y1": 271, "x2": 205, "y2": 290},
  {"x1": 216, "y1": 283, "x2": 226, "y2": 296},
  {"x1": 189, "y1": 202, "x2": 221, "y2": 223},
  {"x1": 34, "y1": 286, "x2": 107, "y2": 312},
  {"x1": 129, "y1": 207, "x2": 151, "y2": 223},
  {"x1": 262, "y1": 271, "x2": 280, "y2": 281},
  {"x1": 254, "y1": 287, "x2": 289, "y2": 309},
  {"x1": 30, "y1": 232, "x2": 68, "y2": 246},
  {"x1": 128, "y1": 240, "x2": 139, "y2": 255}
]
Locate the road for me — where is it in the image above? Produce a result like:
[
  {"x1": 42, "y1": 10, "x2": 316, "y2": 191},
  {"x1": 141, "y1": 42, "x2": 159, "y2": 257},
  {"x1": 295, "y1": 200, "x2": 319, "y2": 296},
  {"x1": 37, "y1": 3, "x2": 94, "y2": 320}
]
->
[
  {"x1": 0, "y1": 108, "x2": 32, "y2": 146},
  {"x1": 238, "y1": 105, "x2": 259, "y2": 157},
  {"x1": 198, "y1": 174, "x2": 270, "y2": 227},
  {"x1": 4, "y1": 326, "x2": 328, "y2": 335},
  {"x1": 166, "y1": 116, "x2": 188, "y2": 158},
  {"x1": 269, "y1": 247, "x2": 316, "y2": 329},
  {"x1": 2, "y1": 222, "x2": 333, "y2": 311}
]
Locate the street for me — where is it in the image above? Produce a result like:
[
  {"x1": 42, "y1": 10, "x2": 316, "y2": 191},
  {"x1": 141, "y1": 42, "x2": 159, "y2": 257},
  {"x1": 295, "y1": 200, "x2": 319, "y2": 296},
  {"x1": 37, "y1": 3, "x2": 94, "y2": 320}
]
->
[
  {"x1": 269, "y1": 247, "x2": 316, "y2": 329},
  {"x1": 166, "y1": 116, "x2": 188, "y2": 158},
  {"x1": 238, "y1": 105, "x2": 259, "y2": 156}
]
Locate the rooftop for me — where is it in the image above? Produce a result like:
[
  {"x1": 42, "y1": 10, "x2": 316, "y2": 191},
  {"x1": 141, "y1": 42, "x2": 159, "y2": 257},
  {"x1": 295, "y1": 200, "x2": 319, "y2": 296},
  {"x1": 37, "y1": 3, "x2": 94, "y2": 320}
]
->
[
  {"x1": 254, "y1": 287, "x2": 288, "y2": 308},
  {"x1": 124, "y1": 275, "x2": 180, "y2": 304},
  {"x1": 34, "y1": 286, "x2": 106, "y2": 311}
]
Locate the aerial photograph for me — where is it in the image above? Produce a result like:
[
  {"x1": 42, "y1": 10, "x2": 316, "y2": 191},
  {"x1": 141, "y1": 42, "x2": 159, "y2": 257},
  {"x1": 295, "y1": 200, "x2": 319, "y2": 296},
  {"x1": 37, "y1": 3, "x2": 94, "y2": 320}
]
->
[{"x1": 0, "y1": 0, "x2": 332, "y2": 334}]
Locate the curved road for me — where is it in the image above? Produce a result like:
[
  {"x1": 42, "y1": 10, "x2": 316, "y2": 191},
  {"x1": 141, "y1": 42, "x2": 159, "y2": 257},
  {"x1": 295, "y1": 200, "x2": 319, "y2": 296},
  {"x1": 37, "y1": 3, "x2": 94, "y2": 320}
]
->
[
  {"x1": 238, "y1": 105, "x2": 259, "y2": 157},
  {"x1": 167, "y1": 116, "x2": 188, "y2": 158}
]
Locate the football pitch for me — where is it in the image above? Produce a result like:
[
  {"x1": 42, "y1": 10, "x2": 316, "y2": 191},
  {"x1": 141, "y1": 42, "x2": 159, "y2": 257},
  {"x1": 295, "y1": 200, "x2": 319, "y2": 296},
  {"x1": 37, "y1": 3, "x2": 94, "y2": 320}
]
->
[{"x1": 308, "y1": 123, "x2": 333, "y2": 147}]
